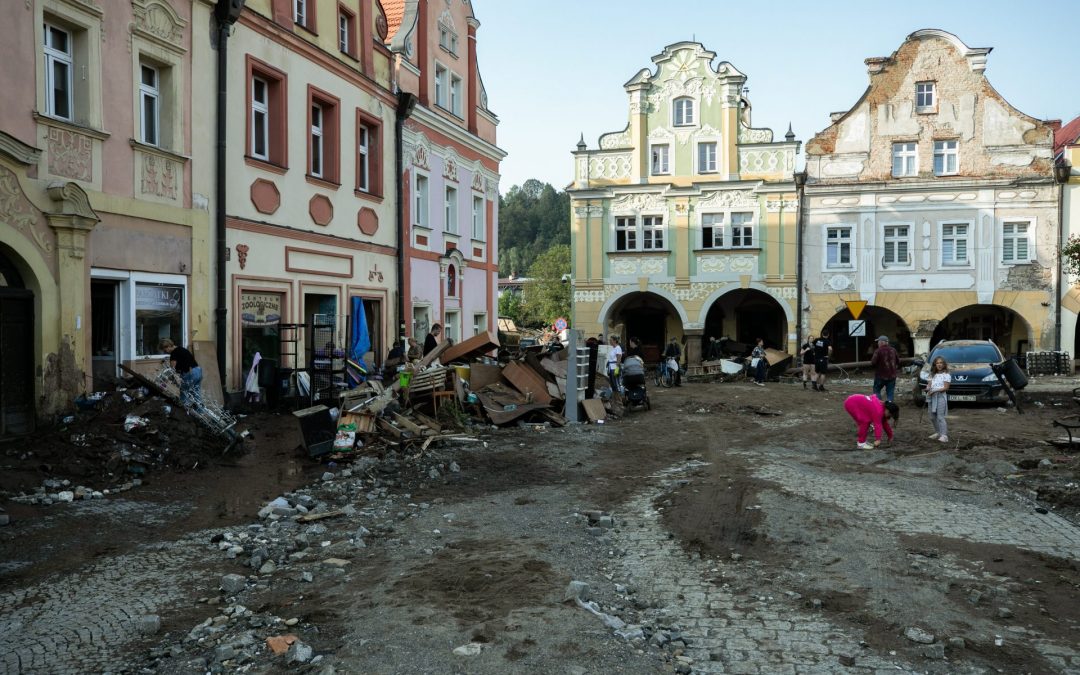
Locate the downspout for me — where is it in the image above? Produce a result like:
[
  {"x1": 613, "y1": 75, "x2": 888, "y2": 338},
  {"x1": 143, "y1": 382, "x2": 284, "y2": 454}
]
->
[
  {"x1": 213, "y1": 0, "x2": 244, "y2": 396},
  {"x1": 395, "y1": 91, "x2": 418, "y2": 349},
  {"x1": 794, "y1": 170, "x2": 808, "y2": 351},
  {"x1": 1057, "y1": 182, "x2": 1064, "y2": 352}
]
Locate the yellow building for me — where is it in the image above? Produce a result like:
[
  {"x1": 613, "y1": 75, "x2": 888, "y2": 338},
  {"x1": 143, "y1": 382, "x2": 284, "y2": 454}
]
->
[
  {"x1": 569, "y1": 42, "x2": 800, "y2": 365},
  {"x1": 1056, "y1": 116, "x2": 1080, "y2": 359}
]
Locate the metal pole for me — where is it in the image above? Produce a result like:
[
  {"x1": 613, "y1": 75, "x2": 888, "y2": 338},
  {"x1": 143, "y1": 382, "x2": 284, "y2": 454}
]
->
[{"x1": 566, "y1": 329, "x2": 581, "y2": 423}]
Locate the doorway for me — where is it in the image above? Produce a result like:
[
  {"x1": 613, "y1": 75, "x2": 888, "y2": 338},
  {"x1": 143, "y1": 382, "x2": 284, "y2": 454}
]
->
[
  {"x1": 91, "y1": 280, "x2": 120, "y2": 389},
  {"x1": 0, "y1": 248, "x2": 34, "y2": 436}
]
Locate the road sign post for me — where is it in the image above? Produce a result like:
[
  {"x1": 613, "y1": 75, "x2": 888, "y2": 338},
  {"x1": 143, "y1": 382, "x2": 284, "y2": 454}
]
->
[{"x1": 848, "y1": 319, "x2": 866, "y2": 363}]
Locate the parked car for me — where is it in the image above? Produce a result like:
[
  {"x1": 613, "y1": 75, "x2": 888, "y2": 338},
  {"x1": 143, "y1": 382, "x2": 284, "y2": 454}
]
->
[{"x1": 912, "y1": 340, "x2": 1008, "y2": 405}]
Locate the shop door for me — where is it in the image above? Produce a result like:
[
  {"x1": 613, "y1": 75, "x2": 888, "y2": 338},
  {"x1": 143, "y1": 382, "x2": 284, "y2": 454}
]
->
[
  {"x1": 91, "y1": 280, "x2": 119, "y2": 389},
  {"x1": 0, "y1": 293, "x2": 35, "y2": 436}
]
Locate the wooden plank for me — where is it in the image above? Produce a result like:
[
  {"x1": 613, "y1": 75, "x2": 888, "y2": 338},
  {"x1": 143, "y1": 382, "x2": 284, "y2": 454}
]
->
[
  {"x1": 582, "y1": 398, "x2": 607, "y2": 422},
  {"x1": 502, "y1": 361, "x2": 552, "y2": 405},
  {"x1": 376, "y1": 417, "x2": 403, "y2": 439},
  {"x1": 392, "y1": 413, "x2": 425, "y2": 435},
  {"x1": 439, "y1": 331, "x2": 500, "y2": 364},
  {"x1": 468, "y1": 363, "x2": 503, "y2": 390},
  {"x1": 540, "y1": 408, "x2": 567, "y2": 427},
  {"x1": 412, "y1": 411, "x2": 442, "y2": 432},
  {"x1": 475, "y1": 392, "x2": 550, "y2": 425},
  {"x1": 297, "y1": 510, "x2": 346, "y2": 523}
]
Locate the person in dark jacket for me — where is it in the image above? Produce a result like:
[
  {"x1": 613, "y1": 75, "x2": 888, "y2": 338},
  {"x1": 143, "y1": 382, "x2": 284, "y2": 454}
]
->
[
  {"x1": 423, "y1": 324, "x2": 442, "y2": 356},
  {"x1": 870, "y1": 335, "x2": 901, "y2": 403},
  {"x1": 160, "y1": 338, "x2": 202, "y2": 406},
  {"x1": 663, "y1": 336, "x2": 682, "y2": 387}
]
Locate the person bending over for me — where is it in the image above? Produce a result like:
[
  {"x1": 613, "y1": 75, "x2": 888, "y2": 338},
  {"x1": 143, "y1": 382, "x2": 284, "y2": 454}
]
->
[{"x1": 843, "y1": 393, "x2": 898, "y2": 450}]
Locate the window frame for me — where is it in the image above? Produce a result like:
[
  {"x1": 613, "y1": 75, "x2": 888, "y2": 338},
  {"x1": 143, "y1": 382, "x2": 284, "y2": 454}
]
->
[
  {"x1": 246, "y1": 57, "x2": 288, "y2": 168},
  {"x1": 697, "y1": 141, "x2": 718, "y2": 174},
  {"x1": 824, "y1": 224, "x2": 854, "y2": 270},
  {"x1": 310, "y1": 102, "x2": 324, "y2": 178},
  {"x1": 472, "y1": 313, "x2": 487, "y2": 337},
  {"x1": 294, "y1": 0, "x2": 317, "y2": 32},
  {"x1": 355, "y1": 110, "x2": 382, "y2": 197},
  {"x1": 138, "y1": 62, "x2": 160, "y2": 147},
  {"x1": 472, "y1": 193, "x2": 486, "y2": 241},
  {"x1": 306, "y1": 85, "x2": 340, "y2": 184},
  {"x1": 701, "y1": 212, "x2": 725, "y2": 249},
  {"x1": 251, "y1": 76, "x2": 270, "y2": 161},
  {"x1": 438, "y1": 24, "x2": 458, "y2": 56},
  {"x1": 641, "y1": 214, "x2": 665, "y2": 251},
  {"x1": 337, "y1": 4, "x2": 357, "y2": 58},
  {"x1": 444, "y1": 184, "x2": 458, "y2": 234},
  {"x1": 939, "y1": 220, "x2": 973, "y2": 268},
  {"x1": 614, "y1": 215, "x2": 638, "y2": 252},
  {"x1": 892, "y1": 141, "x2": 918, "y2": 177},
  {"x1": 1000, "y1": 217, "x2": 1035, "y2": 265},
  {"x1": 673, "y1": 97, "x2": 695, "y2": 127},
  {"x1": 881, "y1": 223, "x2": 913, "y2": 269},
  {"x1": 933, "y1": 140, "x2": 959, "y2": 176},
  {"x1": 650, "y1": 143, "x2": 670, "y2": 176},
  {"x1": 915, "y1": 81, "x2": 936, "y2": 112},
  {"x1": 730, "y1": 212, "x2": 754, "y2": 249},
  {"x1": 434, "y1": 62, "x2": 448, "y2": 110},
  {"x1": 413, "y1": 171, "x2": 430, "y2": 230},
  {"x1": 613, "y1": 212, "x2": 668, "y2": 253},
  {"x1": 43, "y1": 22, "x2": 74, "y2": 121},
  {"x1": 450, "y1": 73, "x2": 462, "y2": 117}
]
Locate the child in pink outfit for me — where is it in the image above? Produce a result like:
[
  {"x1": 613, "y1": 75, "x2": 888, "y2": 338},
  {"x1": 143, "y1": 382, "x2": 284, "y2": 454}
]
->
[{"x1": 843, "y1": 394, "x2": 899, "y2": 449}]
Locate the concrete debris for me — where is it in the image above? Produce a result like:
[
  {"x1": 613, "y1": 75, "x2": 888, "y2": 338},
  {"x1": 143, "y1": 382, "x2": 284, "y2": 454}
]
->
[
  {"x1": 904, "y1": 626, "x2": 935, "y2": 644},
  {"x1": 452, "y1": 642, "x2": 483, "y2": 656}
]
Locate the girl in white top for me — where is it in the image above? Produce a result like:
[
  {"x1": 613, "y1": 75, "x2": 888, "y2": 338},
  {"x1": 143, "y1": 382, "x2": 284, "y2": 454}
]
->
[{"x1": 926, "y1": 356, "x2": 951, "y2": 442}]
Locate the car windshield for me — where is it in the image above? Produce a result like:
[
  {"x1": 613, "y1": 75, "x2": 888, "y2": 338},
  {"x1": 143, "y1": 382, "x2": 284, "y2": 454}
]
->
[{"x1": 931, "y1": 344, "x2": 1001, "y2": 365}]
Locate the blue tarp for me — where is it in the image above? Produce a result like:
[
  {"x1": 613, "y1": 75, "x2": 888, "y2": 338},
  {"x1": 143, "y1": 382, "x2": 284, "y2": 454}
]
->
[{"x1": 348, "y1": 297, "x2": 370, "y2": 387}]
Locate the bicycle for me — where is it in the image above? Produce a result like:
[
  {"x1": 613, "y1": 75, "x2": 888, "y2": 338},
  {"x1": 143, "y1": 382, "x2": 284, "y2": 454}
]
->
[{"x1": 655, "y1": 357, "x2": 678, "y2": 388}]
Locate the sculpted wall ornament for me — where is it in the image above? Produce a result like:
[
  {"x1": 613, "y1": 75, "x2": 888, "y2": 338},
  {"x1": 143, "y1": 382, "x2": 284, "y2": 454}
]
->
[
  {"x1": 0, "y1": 167, "x2": 51, "y2": 255},
  {"x1": 47, "y1": 127, "x2": 92, "y2": 181},
  {"x1": 611, "y1": 192, "x2": 666, "y2": 212},
  {"x1": 588, "y1": 154, "x2": 632, "y2": 180},
  {"x1": 599, "y1": 130, "x2": 632, "y2": 150},
  {"x1": 696, "y1": 189, "x2": 755, "y2": 210},
  {"x1": 737, "y1": 125, "x2": 773, "y2": 144},
  {"x1": 140, "y1": 152, "x2": 178, "y2": 199},
  {"x1": 739, "y1": 149, "x2": 782, "y2": 174},
  {"x1": 648, "y1": 126, "x2": 674, "y2": 141},
  {"x1": 471, "y1": 172, "x2": 483, "y2": 191},
  {"x1": 646, "y1": 77, "x2": 718, "y2": 110},
  {"x1": 130, "y1": 0, "x2": 186, "y2": 51}
]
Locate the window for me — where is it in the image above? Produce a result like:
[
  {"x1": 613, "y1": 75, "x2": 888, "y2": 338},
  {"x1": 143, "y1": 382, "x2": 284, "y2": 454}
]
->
[
  {"x1": 472, "y1": 195, "x2": 485, "y2": 240},
  {"x1": 1002, "y1": 221, "x2": 1031, "y2": 263},
  {"x1": 826, "y1": 226, "x2": 852, "y2": 267},
  {"x1": 698, "y1": 142, "x2": 717, "y2": 173},
  {"x1": 651, "y1": 144, "x2": 670, "y2": 175},
  {"x1": 294, "y1": 0, "x2": 310, "y2": 29},
  {"x1": 139, "y1": 64, "x2": 159, "y2": 146},
  {"x1": 892, "y1": 142, "x2": 917, "y2": 177},
  {"x1": 473, "y1": 313, "x2": 486, "y2": 337},
  {"x1": 916, "y1": 82, "x2": 935, "y2": 110},
  {"x1": 702, "y1": 213, "x2": 724, "y2": 249},
  {"x1": 413, "y1": 174, "x2": 429, "y2": 227},
  {"x1": 246, "y1": 58, "x2": 288, "y2": 167},
  {"x1": 615, "y1": 216, "x2": 637, "y2": 252},
  {"x1": 439, "y1": 25, "x2": 458, "y2": 55},
  {"x1": 673, "y1": 97, "x2": 694, "y2": 126},
  {"x1": 310, "y1": 103, "x2": 324, "y2": 177},
  {"x1": 642, "y1": 215, "x2": 664, "y2": 250},
  {"x1": 444, "y1": 310, "x2": 459, "y2": 341},
  {"x1": 307, "y1": 87, "x2": 340, "y2": 182},
  {"x1": 44, "y1": 22, "x2": 73, "y2": 120},
  {"x1": 356, "y1": 112, "x2": 382, "y2": 196},
  {"x1": 941, "y1": 223, "x2": 969, "y2": 266},
  {"x1": 251, "y1": 77, "x2": 269, "y2": 160},
  {"x1": 338, "y1": 6, "x2": 356, "y2": 57},
  {"x1": 731, "y1": 212, "x2": 753, "y2": 248},
  {"x1": 135, "y1": 283, "x2": 184, "y2": 357},
  {"x1": 450, "y1": 74, "x2": 462, "y2": 116},
  {"x1": 933, "y1": 140, "x2": 958, "y2": 176},
  {"x1": 435, "y1": 63, "x2": 448, "y2": 109},
  {"x1": 444, "y1": 185, "x2": 458, "y2": 233},
  {"x1": 882, "y1": 225, "x2": 910, "y2": 267}
]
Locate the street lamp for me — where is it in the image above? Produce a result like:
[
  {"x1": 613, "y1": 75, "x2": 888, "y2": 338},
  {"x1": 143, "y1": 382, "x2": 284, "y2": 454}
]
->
[{"x1": 1054, "y1": 159, "x2": 1073, "y2": 184}]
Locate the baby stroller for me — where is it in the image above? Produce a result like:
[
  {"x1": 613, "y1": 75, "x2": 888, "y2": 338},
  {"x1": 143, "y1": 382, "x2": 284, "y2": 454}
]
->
[{"x1": 621, "y1": 355, "x2": 650, "y2": 412}]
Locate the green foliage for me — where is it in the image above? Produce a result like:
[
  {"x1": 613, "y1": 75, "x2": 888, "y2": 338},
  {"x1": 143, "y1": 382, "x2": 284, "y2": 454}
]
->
[
  {"x1": 498, "y1": 289, "x2": 524, "y2": 324},
  {"x1": 498, "y1": 179, "x2": 571, "y2": 277},
  {"x1": 1063, "y1": 234, "x2": 1080, "y2": 279},
  {"x1": 521, "y1": 245, "x2": 571, "y2": 327}
]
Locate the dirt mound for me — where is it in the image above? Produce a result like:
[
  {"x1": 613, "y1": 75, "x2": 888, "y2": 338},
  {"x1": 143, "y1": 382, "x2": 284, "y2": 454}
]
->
[{"x1": 393, "y1": 538, "x2": 560, "y2": 624}]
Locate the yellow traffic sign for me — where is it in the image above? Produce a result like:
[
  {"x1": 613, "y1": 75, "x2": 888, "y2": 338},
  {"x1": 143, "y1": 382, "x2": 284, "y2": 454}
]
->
[{"x1": 845, "y1": 300, "x2": 867, "y2": 320}]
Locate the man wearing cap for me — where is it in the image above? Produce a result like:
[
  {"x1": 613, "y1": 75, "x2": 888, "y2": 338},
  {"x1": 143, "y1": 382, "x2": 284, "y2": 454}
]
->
[{"x1": 870, "y1": 335, "x2": 901, "y2": 403}]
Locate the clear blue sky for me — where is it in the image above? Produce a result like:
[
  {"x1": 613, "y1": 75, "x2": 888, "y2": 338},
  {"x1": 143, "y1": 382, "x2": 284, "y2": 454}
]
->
[{"x1": 471, "y1": 0, "x2": 1080, "y2": 194}]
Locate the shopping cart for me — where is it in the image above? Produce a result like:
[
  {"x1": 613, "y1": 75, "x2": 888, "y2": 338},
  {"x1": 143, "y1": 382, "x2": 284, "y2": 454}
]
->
[{"x1": 153, "y1": 364, "x2": 240, "y2": 440}]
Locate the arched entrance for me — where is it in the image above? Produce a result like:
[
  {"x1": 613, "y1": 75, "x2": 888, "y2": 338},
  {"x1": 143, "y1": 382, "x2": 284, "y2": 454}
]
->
[
  {"x1": 603, "y1": 291, "x2": 682, "y2": 363},
  {"x1": 931, "y1": 304, "x2": 1031, "y2": 359},
  {"x1": 821, "y1": 305, "x2": 914, "y2": 363},
  {"x1": 703, "y1": 288, "x2": 786, "y2": 355},
  {"x1": 0, "y1": 245, "x2": 35, "y2": 436}
]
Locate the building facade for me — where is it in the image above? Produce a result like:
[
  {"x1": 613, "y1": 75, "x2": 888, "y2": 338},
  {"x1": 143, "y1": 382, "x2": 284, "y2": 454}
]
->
[
  {"x1": 569, "y1": 42, "x2": 800, "y2": 365},
  {"x1": 193, "y1": 0, "x2": 400, "y2": 391},
  {"x1": 1057, "y1": 117, "x2": 1080, "y2": 357},
  {"x1": 804, "y1": 29, "x2": 1059, "y2": 362},
  {"x1": 384, "y1": 0, "x2": 503, "y2": 346},
  {"x1": 0, "y1": 0, "x2": 206, "y2": 433}
]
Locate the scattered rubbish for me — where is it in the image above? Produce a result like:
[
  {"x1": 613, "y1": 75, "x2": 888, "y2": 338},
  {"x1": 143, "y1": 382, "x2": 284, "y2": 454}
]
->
[{"x1": 123, "y1": 415, "x2": 149, "y2": 432}]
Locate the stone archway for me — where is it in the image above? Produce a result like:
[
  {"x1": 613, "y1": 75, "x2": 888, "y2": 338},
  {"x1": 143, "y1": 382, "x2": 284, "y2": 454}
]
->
[
  {"x1": 602, "y1": 291, "x2": 684, "y2": 364},
  {"x1": 820, "y1": 305, "x2": 915, "y2": 363},
  {"x1": 0, "y1": 244, "x2": 36, "y2": 435},
  {"x1": 930, "y1": 304, "x2": 1031, "y2": 359},
  {"x1": 701, "y1": 288, "x2": 788, "y2": 356}
]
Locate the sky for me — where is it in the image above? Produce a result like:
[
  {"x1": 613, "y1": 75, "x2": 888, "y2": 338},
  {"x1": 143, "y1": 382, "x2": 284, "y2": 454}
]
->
[{"x1": 471, "y1": 0, "x2": 1080, "y2": 194}]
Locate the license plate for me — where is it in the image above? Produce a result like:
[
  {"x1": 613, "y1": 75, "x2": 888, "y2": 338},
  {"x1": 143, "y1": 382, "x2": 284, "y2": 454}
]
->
[{"x1": 950, "y1": 395, "x2": 976, "y2": 402}]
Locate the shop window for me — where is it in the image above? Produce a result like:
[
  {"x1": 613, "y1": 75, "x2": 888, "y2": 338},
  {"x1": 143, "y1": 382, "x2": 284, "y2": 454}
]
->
[{"x1": 135, "y1": 283, "x2": 183, "y2": 356}]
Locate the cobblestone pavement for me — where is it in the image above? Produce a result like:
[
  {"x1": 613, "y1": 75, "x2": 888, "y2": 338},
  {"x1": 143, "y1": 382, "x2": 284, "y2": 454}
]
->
[
  {"x1": 753, "y1": 461, "x2": 1080, "y2": 561},
  {"x1": 613, "y1": 486, "x2": 919, "y2": 674},
  {"x1": 0, "y1": 534, "x2": 216, "y2": 675}
]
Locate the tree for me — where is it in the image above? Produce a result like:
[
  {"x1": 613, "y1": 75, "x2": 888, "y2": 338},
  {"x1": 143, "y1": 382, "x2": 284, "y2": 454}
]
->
[
  {"x1": 498, "y1": 289, "x2": 524, "y2": 324},
  {"x1": 498, "y1": 179, "x2": 571, "y2": 277},
  {"x1": 521, "y1": 244, "x2": 571, "y2": 327}
]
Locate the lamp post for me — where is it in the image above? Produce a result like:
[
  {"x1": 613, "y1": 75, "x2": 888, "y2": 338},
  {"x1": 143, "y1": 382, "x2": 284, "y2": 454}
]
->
[{"x1": 1054, "y1": 159, "x2": 1073, "y2": 352}]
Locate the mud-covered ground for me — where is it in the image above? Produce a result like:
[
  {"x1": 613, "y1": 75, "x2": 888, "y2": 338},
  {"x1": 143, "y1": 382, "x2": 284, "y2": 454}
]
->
[{"x1": 1, "y1": 374, "x2": 1079, "y2": 674}]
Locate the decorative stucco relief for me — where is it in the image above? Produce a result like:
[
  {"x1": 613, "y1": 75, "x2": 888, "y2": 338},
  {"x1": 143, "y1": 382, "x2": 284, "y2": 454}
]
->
[
  {"x1": 646, "y1": 76, "x2": 718, "y2": 110},
  {"x1": 611, "y1": 192, "x2": 666, "y2": 212},
  {"x1": 576, "y1": 282, "x2": 795, "y2": 307},
  {"x1": 697, "y1": 189, "x2": 755, "y2": 209},
  {"x1": 696, "y1": 256, "x2": 756, "y2": 274},
  {"x1": 599, "y1": 130, "x2": 631, "y2": 150},
  {"x1": 588, "y1": 154, "x2": 632, "y2": 180},
  {"x1": 765, "y1": 199, "x2": 798, "y2": 212},
  {"x1": 130, "y1": 0, "x2": 186, "y2": 52},
  {"x1": 737, "y1": 125, "x2": 773, "y2": 144},
  {"x1": 611, "y1": 256, "x2": 667, "y2": 276},
  {"x1": 739, "y1": 149, "x2": 783, "y2": 174},
  {"x1": 0, "y1": 166, "x2": 51, "y2": 255},
  {"x1": 140, "y1": 152, "x2": 177, "y2": 199},
  {"x1": 47, "y1": 128, "x2": 92, "y2": 181}
]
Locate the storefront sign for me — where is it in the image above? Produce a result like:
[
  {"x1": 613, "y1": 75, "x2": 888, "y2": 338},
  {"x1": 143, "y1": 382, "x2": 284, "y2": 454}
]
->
[
  {"x1": 136, "y1": 284, "x2": 182, "y2": 311},
  {"x1": 241, "y1": 292, "x2": 283, "y2": 326}
]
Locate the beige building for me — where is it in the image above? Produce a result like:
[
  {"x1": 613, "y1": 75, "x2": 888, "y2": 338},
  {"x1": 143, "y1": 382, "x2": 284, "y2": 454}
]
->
[
  {"x1": 804, "y1": 29, "x2": 1059, "y2": 362},
  {"x1": 1057, "y1": 117, "x2": 1080, "y2": 358},
  {"x1": 569, "y1": 42, "x2": 800, "y2": 365}
]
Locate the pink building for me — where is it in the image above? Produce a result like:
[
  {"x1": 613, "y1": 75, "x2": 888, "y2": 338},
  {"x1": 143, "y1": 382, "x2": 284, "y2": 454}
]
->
[{"x1": 384, "y1": 0, "x2": 504, "y2": 345}]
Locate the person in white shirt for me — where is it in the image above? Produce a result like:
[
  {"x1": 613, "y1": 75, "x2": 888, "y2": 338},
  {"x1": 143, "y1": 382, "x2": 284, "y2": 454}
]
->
[
  {"x1": 926, "y1": 356, "x2": 951, "y2": 442},
  {"x1": 606, "y1": 335, "x2": 623, "y2": 394}
]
